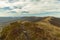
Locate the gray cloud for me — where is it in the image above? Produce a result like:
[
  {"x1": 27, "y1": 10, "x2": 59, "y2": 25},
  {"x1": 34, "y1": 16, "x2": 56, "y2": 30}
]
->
[{"x1": 0, "y1": 0, "x2": 60, "y2": 17}]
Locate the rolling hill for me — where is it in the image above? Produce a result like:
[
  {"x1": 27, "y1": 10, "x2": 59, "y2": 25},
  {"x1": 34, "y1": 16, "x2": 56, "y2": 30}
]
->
[{"x1": 0, "y1": 16, "x2": 60, "y2": 40}]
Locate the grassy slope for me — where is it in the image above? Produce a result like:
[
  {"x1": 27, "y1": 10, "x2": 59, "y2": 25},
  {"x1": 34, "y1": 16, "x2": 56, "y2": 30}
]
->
[{"x1": 0, "y1": 17, "x2": 60, "y2": 40}]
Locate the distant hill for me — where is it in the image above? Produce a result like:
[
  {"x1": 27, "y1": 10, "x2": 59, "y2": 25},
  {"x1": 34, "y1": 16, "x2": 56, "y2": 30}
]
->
[
  {"x1": 0, "y1": 17, "x2": 21, "y2": 24},
  {"x1": 0, "y1": 16, "x2": 60, "y2": 24},
  {"x1": 0, "y1": 17, "x2": 44, "y2": 26},
  {"x1": 0, "y1": 16, "x2": 60, "y2": 40}
]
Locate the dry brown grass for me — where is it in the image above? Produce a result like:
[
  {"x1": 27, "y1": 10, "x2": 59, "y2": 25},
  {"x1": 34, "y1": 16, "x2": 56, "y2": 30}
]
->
[{"x1": 0, "y1": 17, "x2": 60, "y2": 40}]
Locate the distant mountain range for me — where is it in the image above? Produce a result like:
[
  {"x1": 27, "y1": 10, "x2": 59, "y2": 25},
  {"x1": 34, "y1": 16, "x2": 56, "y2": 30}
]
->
[
  {"x1": 0, "y1": 16, "x2": 60, "y2": 27},
  {"x1": 0, "y1": 16, "x2": 60, "y2": 24}
]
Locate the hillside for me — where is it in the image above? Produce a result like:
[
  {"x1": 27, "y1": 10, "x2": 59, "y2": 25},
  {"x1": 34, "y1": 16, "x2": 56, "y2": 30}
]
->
[{"x1": 0, "y1": 16, "x2": 60, "y2": 40}]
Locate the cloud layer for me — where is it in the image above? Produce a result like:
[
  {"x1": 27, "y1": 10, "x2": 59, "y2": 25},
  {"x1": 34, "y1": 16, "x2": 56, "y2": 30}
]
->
[{"x1": 0, "y1": 0, "x2": 60, "y2": 17}]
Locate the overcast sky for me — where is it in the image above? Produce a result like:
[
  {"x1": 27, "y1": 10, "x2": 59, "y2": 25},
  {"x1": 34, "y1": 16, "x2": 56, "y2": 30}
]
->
[{"x1": 0, "y1": 0, "x2": 60, "y2": 17}]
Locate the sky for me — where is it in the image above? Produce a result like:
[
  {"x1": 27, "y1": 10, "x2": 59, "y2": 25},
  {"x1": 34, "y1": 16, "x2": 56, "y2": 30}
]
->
[{"x1": 0, "y1": 0, "x2": 60, "y2": 17}]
